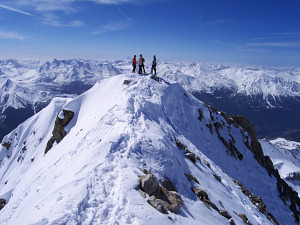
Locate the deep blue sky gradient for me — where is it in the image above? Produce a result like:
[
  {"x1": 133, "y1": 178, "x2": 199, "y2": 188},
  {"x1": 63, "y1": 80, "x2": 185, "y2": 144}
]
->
[{"x1": 0, "y1": 0, "x2": 300, "y2": 66}]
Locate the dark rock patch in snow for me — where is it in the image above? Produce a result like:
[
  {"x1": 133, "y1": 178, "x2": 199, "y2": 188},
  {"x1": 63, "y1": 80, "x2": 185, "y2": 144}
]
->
[
  {"x1": 139, "y1": 171, "x2": 183, "y2": 215},
  {"x1": 45, "y1": 110, "x2": 74, "y2": 154}
]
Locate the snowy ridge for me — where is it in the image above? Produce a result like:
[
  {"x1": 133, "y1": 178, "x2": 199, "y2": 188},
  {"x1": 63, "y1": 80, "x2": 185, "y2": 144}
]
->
[
  {"x1": 1, "y1": 58, "x2": 299, "y2": 139},
  {"x1": 1, "y1": 58, "x2": 300, "y2": 112},
  {"x1": 159, "y1": 61, "x2": 300, "y2": 98},
  {"x1": 260, "y1": 138, "x2": 300, "y2": 194},
  {"x1": 0, "y1": 74, "x2": 298, "y2": 224}
]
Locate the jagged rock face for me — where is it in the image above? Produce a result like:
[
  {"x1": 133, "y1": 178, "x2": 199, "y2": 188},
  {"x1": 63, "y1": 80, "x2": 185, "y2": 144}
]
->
[
  {"x1": 140, "y1": 174, "x2": 160, "y2": 196},
  {"x1": 139, "y1": 172, "x2": 183, "y2": 215},
  {"x1": 230, "y1": 115, "x2": 300, "y2": 223},
  {"x1": 44, "y1": 110, "x2": 74, "y2": 154},
  {"x1": 52, "y1": 110, "x2": 74, "y2": 143},
  {"x1": 230, "y1": 115, "x2": 264, "y2": 160},
  {"x1": 0, "y1": 199, "x2": 6, "y2": 211}
]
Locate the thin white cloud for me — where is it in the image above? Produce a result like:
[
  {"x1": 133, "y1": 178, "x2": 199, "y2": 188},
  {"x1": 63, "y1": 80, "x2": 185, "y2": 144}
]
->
[
  {"x1": 251, "y1": 32, "x2": 300, "y2": 41},
  {"x1": 42, "y1": 13, "x2": 85, "y2": 27},
  {"x1": 0, "y1": 3, "x2": 33, "y2": 16},
  {"x1": 246, "y1": 41, "x2": 300, "y2": 48},
  {"x1": 0, "y1": 30, "x2": 28, "y2": 41},
  {"x1": 8, "y1": 0, "x2": 166, "y2": 13},
  {"x1": 91, "y1": 0, "x2": 167, "y2": 4},
  {"x1": 91, "y1": 20, "x2": 132, "y2": 34}
]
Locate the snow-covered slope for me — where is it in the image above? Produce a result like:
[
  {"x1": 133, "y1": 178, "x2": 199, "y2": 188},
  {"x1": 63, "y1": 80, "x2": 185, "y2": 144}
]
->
[
  {"x1": 260, "y1": 138, "x2": 300, "y2": 194},
  {"x1": 0, "y1": 59, "x2": 123, "y2": 140},
  {"x1": 0, "y1": 74, "x2": 298, "y2": 224}
]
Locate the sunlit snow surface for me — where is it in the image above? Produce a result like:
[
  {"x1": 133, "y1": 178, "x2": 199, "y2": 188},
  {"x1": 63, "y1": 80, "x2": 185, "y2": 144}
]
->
[
  {"x1": 261, "y1": 138, "x2": 300, "y2": 195},
  {"x1": 0, "y1": 73, "x2": 297, "y2": 224}
]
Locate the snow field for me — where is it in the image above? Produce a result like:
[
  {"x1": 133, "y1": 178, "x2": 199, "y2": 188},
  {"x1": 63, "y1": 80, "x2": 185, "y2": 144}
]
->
[{"x1": 0, "y1": 73, "x2": 297, "y2": 224}]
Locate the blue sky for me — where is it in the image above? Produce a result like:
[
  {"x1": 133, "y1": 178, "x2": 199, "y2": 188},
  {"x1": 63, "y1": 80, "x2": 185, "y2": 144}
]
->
[{"x1": 0, "y1": 0, "x2": 300, "y2": 66}]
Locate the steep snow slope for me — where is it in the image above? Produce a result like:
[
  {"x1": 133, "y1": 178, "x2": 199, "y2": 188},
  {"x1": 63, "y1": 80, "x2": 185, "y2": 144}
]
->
[
  {"x1": 260, "y1": 138, "x2": 300, "y2": 194},
  {"x1": 0, "y1": 59, "x2": 123, "y2": 140},
  {"x1": 0, "y1": 74, "x2": 297, "y2": 224}
]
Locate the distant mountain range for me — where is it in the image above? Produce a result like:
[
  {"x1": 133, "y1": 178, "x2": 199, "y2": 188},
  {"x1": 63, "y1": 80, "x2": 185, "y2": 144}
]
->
[{"x1": 1, "y1": 59, "x2": 300, "y2": 141}]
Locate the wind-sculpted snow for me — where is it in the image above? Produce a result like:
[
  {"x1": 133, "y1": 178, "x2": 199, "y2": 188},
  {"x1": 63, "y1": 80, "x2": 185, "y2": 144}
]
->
[{"x1": 0, "y1": 74, "x2": 297, "y2": 224}]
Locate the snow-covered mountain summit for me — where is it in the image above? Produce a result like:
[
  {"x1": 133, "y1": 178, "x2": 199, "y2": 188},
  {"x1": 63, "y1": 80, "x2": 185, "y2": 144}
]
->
[
  {"x1": 0, "y1": 73, "x2": 299, "y2": 224},
  {"x1": 1, "y1": 58, "x2": 300, "y2": 142}
]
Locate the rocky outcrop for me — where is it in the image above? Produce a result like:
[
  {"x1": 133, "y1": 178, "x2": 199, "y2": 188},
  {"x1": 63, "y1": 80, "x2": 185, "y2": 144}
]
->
[
  {"x1": 175, "y1": 139, "x2": 201, "y2": 163},
  {"x1": 238, "y1": 214, "x2": 252, "y2": 225},
  {"x1": 123, "y1": 80, "x2": 131, "y2": 85},
  {"x1": 230, "y1": 115, "x2": 300, "y2": 223},
  {"x1": 44, "y1": 110, "x2": 74, "y2": 154},
  {"x1": 198, "y1": 108, "x2": 204, "y2": 121},
  {"x1": 192, "y1": 186, "x2": 234, "y2": 223},
  {"x1": 185, "y1": 173, "x2": 200, "y2": 184},
  {"x1": 233, "y1": 179, "x2": 280, "y2": 225},
  {"x1": 1, "y1": 141, "x2": 11, "y2": 150},
  {"x1": 139, "y1": 171, "x2": 183, "y2": 215},
  {"x1": 0, "y1": 199, "x2": 6, "y2": 211}
]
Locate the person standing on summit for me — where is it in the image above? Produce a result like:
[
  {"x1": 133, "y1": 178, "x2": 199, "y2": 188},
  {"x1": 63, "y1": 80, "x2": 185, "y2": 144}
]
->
[
  {"x1": 132, "y1": 55, "x2": 136, "y2": 73},
  {"x1": 138, "y1": 54, "x2": 144, "y2": 74},
  {"x1": 151, "y1": 55, "x2": 157, "y2": 75},
  {"x1": 142, "y1": 55, "x2": 146, "y2": 74}
]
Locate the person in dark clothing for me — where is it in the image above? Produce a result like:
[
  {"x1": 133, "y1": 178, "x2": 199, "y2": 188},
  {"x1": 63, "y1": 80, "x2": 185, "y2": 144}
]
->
[
  {"x1": 151, "y1": 55, "x2": 157, "y2": 75},
  {"x1": 138, "y1": 54, "x2": 143, "y2": 74},
  {"x1": 132, "y1": 55, "x2": 136, "y2": 73}
]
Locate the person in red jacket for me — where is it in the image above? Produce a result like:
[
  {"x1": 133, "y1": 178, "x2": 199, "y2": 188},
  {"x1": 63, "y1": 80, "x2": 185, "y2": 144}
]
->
[{"x1": 132, "y1": 55, "x2": 136, "y2": 73}]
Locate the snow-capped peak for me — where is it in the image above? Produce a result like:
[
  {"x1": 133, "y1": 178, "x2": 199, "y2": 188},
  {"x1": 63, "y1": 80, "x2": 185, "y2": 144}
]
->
[{"x1": 0, "y1": 73, "x2": 298, "y2": 224}]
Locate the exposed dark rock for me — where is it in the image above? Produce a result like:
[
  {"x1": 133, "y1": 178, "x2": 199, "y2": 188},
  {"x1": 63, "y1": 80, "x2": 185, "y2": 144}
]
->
[
  {"x1": 213, "y1": 174, "x2": 222, "y2": 183},
  {"x1": 45, "y1": 137, "x2": 55, "y2": 154},
  {"x1": 140, "y1": 168, "x2": 150, "y2": 174},
  {"x1": 138, "y1": 189, "x2": 147, "y2": 198},
  {"x1": 231, "y1": 115, "x2": 300, "y2": 223},
  {"x1": 44, "y1": 110, "x2": 74, "y2": 154},
  {"x1": 198, "y1": 108, "x2": 204, "y2": 121},
  {"x1": 148, "y1": 196, "x2": 168, "y2": 214},
  {"x1": 123, "y1": 80, "x2": 131, "y2": 85},
  {"x1": 139, "y1": 173, "x2": 183, "y2": 215},
  {"x1": 213, "y1": 121, "x2": 243, "y2": 161},
  {"x1": 229, "y1": 218, "x2": 236, "y2": 225},
  {"x1": 286, "y1": 172, "x2": 300, "y2": 181},
  {"x1": 219, "y1": 210, "x2": 232, "y2": 219},
  {"x1": 52, "y1": 110, "x2": 74, "y2": 143},
  {"x1": 139, "y1": 174, "x2": 159, "y2": 196},
  {"x1": 0, "y1": 198, "x2": 6, "y2": 211},
  {"x1": 160, "y1": 179, "x2": 177, "y2": 192},
  {"x1": 203, "y1": 199, "x2": 219, "y2": 211},
  {"x1": 175, "y1": 139, "x2": 187, "y2": 150},
  {"x1": 192, "y1": 187, "x2": 209, "y2": 201},
  {"x1": 208, "y1": 105, "x2": 218, "y2": 114},
  {"x1": 267, "y1": 212, "x2": 280, "y2": 225},
  {"x1": 185, "y1": 173, "x2": 200, "y2": 184},
  {"x1": 204, "y1": 160, "x2": 211, "y2": 169},
  {"x1": 185, "y1": 152, "x2": 197, "y2": 163},
  {"x1": 206, "y1": 123, "x2": 214, "y2": 135},
  {"x1": 233, "y1": 179, "x2": 276, "y2": 222},
  {"x1": 2, "y1": 141, "x2": 11, "y2": 150},
  {"x1": 218, "y1": 200, "x2": 224, "y2": 209},
  {"x1": 239, "y1": 214, "x2": 252, "y2": 225}
]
